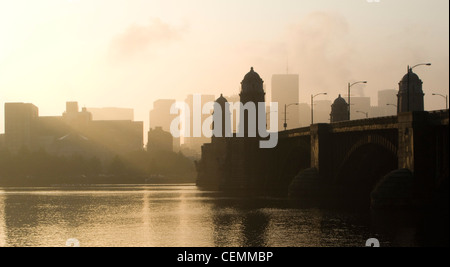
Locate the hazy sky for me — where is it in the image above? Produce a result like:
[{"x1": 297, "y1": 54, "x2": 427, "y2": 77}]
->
[{"x1": 0, "y1": 0, "x2": 449, "y2": 133}]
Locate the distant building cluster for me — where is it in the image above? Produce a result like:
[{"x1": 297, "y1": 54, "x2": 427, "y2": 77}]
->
[
  {"x1": 147, "y1": 95, "x2": 217, "y2": 159},
  {"x1": 0, "y1": 102, "x2": 143, "y2": 160},
  {"x1": 0, "y1": 66, "x2": 430, "y2": 163}
]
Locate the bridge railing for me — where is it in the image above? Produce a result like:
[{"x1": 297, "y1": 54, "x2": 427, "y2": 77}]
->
[
  {"x1": 330, "y1": 116, "x2": 398, "y2": 130},
  {"x1": 279, "y1": 127, "x2": 311, "y2": 139},
  {"x1": 278, "y1": 111, "x2": 448, "y2": 139}
]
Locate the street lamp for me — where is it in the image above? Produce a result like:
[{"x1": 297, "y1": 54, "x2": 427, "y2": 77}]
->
[
  {"x1": 348, "y1": 81, "x2": 367, "y2": 120},
  {"x1": 284, "y1": 103, "x2": 299, "y2": 131},
  {"x1": 406, "y1": 63, "x2": 431, "y2": 111},
  {"x1": 311, "y1": 93, "x2": 327, "y2": 125},
  {"x1": 432, "y1": 93, "x2": 448, "y2": 110},
  {"x1": 356, "y1": 111, "x2": 369, "y2": 118}
]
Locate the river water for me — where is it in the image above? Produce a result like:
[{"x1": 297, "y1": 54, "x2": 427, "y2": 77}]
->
[{"x1": 0, "y1": 184, "x2": 412, "y2": 247}]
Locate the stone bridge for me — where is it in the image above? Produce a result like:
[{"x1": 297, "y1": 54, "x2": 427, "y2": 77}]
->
[
  {"x1": 197, "y1": 110, "x2": 449, "y2": 205},
  {"x1": 262, "y1": 111, "x2": 448, "y2": 201}
]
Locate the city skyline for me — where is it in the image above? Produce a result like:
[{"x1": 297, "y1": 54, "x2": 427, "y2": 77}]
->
[
  {"x1": 0, "y1": 0, "x2": 448, "y2": 134},
  {"x1": 0, "y1": 0, "x2": 448, "y2": 249}
]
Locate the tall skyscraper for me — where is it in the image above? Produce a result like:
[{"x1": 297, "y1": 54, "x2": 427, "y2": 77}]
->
[{"x1": 271, "y1": 74, "x2": 300, "y2": 131}]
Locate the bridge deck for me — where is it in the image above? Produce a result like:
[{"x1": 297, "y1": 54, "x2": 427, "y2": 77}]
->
[{"x1": 279, "y1": 111, "x2": 449, "y2": 138}]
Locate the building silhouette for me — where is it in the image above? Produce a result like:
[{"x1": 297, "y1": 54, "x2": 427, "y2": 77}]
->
[
  {"x1": 63, "y1": 102, "x2": 92, "y2": 125},
  {"x1": 149, "y1": 99, "x2": 180, "y2": 152},
  {"x1": 4, "y1": 101, "x2": 143, "y2": 160},
  {"x1": 147, "y1": 127, "x2": 173, "y2": 152},
  {"x1": 397, "y1": 69, "x2": 425, "y2": 113},
  {"x1": 87, "y1": 107, "x2": 134, "y2": 121},
  {"x1": 0, "y1": 134, "x2": 4, "y2": 151},
  {"x1": 367, "y1": 89, "x2": 398, "y2": 118},
  {"x1": 271, "y1": 74, "x2": 300, "y2": 130},
  {"x1": 330, "y1": 95, "x2": 349, "y2": 123},
  {"x1": 4, "y1": 103, "x2": 39, "y2": 153}
]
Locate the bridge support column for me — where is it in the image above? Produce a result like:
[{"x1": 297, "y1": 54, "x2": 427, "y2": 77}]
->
[
  {"x1": 310, "y1": 124, "x2": 332, "y2": 180},
  {"x1": 398, "y1": 111, "x2": 438, "y2": 201}
]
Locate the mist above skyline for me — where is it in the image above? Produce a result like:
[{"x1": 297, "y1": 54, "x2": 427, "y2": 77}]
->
[{"x1": 0, "y1": 0, "x2": 449, "y2": 133}]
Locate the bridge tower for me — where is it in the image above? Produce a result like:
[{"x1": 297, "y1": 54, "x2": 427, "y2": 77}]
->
[
  {"x1": 330, "y1": 94, "x2": 349, "y2": 123},
  {"x1": 239, "y1": 67, "x2": 266, "y2": 137},
  {"x1": 227, "y1": 67, "x2": 266, "y2": 192},
  {"x1": 398, "y1": 68, "x2": 425, "y2": 113},
  {"x1": 212, "y1": 94, "x2": 231, "y2": 140}
]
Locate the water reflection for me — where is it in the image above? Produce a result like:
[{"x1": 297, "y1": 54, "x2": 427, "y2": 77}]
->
[
  {"x1": 0, "y1": 191, "x2": 6, "y2": 247},
  {"x1": 242, "y1": 211, "x2": 269, "y2": 247},
  {"x1": 0, "y1": 185, "x2": 407, "y2": 247}
]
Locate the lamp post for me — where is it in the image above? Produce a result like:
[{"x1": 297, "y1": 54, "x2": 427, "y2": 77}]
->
[
  {"x1": 311, "y1": 93, "x2": 327, "y2": 125},
  {"x1": 348, "y1": 81, "x2": 367, "y2": 120},
  {"x1": 432, "y1": 93, "x2": 448, "y2": 110},
  {"x1": 284, "y1": 103, "x2": 299, "y2": 131},
  {"x1": 406, "y1": 63, "x2": 431, "y2": 112},
  {"x1": 356, "y1": 111, "x2": 369, "y2": 118}
]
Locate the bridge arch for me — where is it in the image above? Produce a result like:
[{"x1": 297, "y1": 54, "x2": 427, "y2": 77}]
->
[
  {"x1": 335, "y1": 135, "x2": 398, "y2": 205},
  {"x1": 338, "y1": 134, "x2": 397, "y2": 173},
  {"x1": 277, "y1": 138, "x2": 311, "y2": 195}
]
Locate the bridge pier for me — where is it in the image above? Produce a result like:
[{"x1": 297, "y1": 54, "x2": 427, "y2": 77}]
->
[
  {"x1": 398, "y1": 112, "x2": 427, "y2": 172},
  {"x1": 310, "y1": 124, "x2": 332, "y2": 181},
  {"x1": 398, "y1": 111, "x2": 449, "y2": 204}
]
